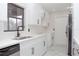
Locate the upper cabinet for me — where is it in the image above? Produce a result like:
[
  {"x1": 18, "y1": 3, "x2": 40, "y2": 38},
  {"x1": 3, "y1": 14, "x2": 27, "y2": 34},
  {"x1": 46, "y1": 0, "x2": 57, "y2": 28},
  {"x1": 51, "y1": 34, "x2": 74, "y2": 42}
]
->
[
  {"x1": 25, "y1": 4, "x2": 48, "y2": 27},
  {"x1": 41, "y1": 11, "x2": 50, "y2": 27}
]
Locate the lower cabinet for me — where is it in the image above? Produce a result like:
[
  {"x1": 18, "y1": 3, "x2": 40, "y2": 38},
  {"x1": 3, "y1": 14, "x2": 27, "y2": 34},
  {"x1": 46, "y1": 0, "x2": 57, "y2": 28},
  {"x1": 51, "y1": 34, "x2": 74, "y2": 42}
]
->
[
  {"x1": 72, "y1": 40, "x2": 79, "y2": 56},
  {"x1": 20, "y1": 35, "x2": 47, "y2": 56},
  {"x1": 73, "y1": 48, "x2": 79, "y2": 56},
  {"x1": 20, "y1": 43, "x2": 33, "y2": 56}
]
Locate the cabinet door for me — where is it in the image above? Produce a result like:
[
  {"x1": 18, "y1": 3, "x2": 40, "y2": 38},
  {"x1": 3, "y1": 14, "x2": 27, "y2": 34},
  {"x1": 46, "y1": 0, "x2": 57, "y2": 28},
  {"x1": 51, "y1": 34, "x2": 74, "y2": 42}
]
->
[
  {"x1": 20, "y1": 43, "x2": 31, "y2": 56},
  {"x1": 31, "y1": 38, "x2": 47, "y2": 56},
  {"x1": 35, "y1": 36, "x2": 47, "y2": 56},
  {"x1": 20, "y1": 39, "x2": 41, "y2": 56},
  {"x1": 74, "y1": 45, "x2": 79, "y2": 56},
  {"x1": 20, "y1": 43, "x2": 38, "y2": 56},
  {"x1": 74, "y1": 48, "x2": 79, "y2": 56},
  {"x1": 26, "y1": 4, "x2": 45, "y2": 25},
  {"x1": 73, "y1": 40, "x2": 79, "y2": 56},
  {"x1": 34, "y1": 40, "x2": 43, "y2": 56}
]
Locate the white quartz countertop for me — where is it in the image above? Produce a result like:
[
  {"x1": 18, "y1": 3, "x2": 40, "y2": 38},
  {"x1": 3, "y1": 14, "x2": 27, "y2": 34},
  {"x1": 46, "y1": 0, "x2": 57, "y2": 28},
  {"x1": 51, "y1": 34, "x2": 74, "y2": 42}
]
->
[{"x1": 0, "y1": 33, "x2": 46, "y2": 49}]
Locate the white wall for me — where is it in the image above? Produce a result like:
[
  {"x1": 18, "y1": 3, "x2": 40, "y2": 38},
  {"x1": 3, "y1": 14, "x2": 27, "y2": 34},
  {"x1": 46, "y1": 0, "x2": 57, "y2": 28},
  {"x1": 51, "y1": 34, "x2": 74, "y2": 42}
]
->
[
  {"x1": 48, "y1": 10, "x2": 69, "y2": 46},
  {"x1": 73, "y1": 3, "x2": 79, "y2": 39},
  {"x1": 0, "y1": 3, "x2": 16, "y2": 40}
]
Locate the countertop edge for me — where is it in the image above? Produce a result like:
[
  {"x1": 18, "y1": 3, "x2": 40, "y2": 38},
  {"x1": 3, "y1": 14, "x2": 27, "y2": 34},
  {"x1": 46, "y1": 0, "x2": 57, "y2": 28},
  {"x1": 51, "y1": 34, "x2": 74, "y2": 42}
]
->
[{"x1": 0, "y1": 33, "x2": 47, "y2": 49}]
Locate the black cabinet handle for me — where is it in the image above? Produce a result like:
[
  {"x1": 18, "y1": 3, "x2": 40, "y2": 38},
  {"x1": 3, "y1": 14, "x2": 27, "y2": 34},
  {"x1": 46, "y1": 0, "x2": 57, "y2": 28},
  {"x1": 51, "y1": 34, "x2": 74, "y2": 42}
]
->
[
  {"x1": 32, "y1": 47, "x2": 34, "y2": 55},
  {"x1": 73, "y1": 48, "x2": 75, "y2": 55},
  {"x1": 44, "y1": 41, "x2": 45, "y2": 47}
]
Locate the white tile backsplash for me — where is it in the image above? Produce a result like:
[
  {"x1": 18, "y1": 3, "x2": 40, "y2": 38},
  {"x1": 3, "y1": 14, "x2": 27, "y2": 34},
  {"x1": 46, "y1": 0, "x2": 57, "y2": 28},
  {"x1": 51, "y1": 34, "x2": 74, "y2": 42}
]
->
[{"x1": 27, "y1": 25, "x2": 47, "y2": 34}]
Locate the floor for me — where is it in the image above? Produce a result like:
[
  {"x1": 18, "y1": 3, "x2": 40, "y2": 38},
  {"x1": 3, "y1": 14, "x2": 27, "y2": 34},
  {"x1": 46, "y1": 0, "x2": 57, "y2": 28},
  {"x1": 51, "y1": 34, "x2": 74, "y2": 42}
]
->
[{"x1": 44, "y1": 45, "x2": 68, "y2": 56}]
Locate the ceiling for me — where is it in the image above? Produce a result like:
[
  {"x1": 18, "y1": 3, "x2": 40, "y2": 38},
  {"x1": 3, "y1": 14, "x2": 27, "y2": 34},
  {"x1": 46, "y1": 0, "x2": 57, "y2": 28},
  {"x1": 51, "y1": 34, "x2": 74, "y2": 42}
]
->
[{"x1": 40, "y1": 3, "x2": 72, "y2": 13}]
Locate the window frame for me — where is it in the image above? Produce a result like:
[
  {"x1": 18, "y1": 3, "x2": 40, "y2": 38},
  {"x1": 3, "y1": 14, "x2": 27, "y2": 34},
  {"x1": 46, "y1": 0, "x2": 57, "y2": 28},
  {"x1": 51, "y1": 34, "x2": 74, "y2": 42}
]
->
[{"x1": 5, "y1": 3, "x2": 24, "y2": 32}]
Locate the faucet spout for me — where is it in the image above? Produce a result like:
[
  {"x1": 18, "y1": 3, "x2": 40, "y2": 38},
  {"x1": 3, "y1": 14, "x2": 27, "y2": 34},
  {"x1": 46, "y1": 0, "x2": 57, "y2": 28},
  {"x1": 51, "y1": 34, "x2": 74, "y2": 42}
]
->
[{"x1": 16, "y1": 26, "x2": 20, "y2": 37}]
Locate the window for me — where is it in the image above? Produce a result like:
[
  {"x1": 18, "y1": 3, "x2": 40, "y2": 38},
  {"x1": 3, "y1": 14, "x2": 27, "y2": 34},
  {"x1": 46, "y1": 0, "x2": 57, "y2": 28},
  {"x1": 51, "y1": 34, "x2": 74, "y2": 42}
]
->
[{"x1": 5, "y1": 3, "x2": 24, "y2": 31}]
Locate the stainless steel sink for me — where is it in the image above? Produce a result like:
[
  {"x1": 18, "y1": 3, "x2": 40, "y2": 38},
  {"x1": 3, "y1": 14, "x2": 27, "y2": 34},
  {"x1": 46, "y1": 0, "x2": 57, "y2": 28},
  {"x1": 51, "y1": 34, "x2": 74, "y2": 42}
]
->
[{"x1": 14, "y1": 36, "x2": 32, "y2": 40}]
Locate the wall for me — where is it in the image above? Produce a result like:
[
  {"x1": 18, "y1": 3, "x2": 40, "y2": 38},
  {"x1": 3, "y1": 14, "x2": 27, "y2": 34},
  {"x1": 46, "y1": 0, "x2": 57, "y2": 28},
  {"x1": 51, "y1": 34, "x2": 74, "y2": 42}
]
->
[
  {"x1": 28, "y1": 25, "x2": 47, "y2": 35},
  {"x1": 0, "y1": 3, "x2": 17, "y2": 40},
  {"x1": 48, "y1": 10, "x2": 69, "y2": 46},
  {"x1": 73, "y1": 3, "x2": 79, "y2": 39}
]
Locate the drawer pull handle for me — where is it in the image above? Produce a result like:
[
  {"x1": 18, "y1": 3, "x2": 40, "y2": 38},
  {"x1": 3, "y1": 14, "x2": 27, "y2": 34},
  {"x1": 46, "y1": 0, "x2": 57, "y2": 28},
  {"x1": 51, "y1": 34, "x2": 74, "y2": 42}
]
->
[
  {"x1": 32, "y1": 47, "x2": 34, "y2": 55},
  {"x1": 44, "y1": 41, "x2": 45, "y2": 47}
]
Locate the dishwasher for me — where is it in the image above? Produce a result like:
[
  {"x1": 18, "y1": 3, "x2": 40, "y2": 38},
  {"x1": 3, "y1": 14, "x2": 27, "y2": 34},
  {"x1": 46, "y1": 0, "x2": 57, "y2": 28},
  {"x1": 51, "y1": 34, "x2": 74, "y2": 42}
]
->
[{"x1": 0, "y1": 44, "x2": 20, "y2": 56}]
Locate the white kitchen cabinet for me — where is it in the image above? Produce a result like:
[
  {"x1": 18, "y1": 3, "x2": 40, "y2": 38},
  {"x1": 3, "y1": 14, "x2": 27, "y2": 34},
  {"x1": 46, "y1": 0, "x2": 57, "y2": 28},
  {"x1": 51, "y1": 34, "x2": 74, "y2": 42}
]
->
[
  {"x1": 26, "y1": 4, "x2": 46, "y2": 25},
  {"x1": 20, "y1": 40, "x2": 42, "y2": 56},
  {"x1": 35, "y1": 35, "x2": 48, "y2": 55},
  {"x1": 41, "y1": 11, "x2": 50, "y2": 27},
  {"x1": 73, "y1": 47, "x2": 79, "y2": 56},
  {"x1": 34, "y1": 41, "x2": 43, "y2": 56},
  {"x1": 20, "y1": 42, "x2": 34, "y2": 56},
  {"x1": 72, "y1": 39, "x2": 79, "y2": 56},
  {"x1": 35, "y1": 37, "x2": 47, "y2": 56},
  {"x1": 20, "y1": 39, "x2": 38, "y2": 56},
  {"x1": 20, "y1": 34, "x2": 48, "y2": 56}
]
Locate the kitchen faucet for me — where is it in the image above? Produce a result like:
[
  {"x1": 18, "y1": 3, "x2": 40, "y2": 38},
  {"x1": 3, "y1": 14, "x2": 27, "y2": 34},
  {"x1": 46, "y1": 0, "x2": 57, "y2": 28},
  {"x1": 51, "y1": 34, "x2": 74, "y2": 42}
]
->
[{"x1": 16, "y1": 26, "x2": 21, "y2": 37}]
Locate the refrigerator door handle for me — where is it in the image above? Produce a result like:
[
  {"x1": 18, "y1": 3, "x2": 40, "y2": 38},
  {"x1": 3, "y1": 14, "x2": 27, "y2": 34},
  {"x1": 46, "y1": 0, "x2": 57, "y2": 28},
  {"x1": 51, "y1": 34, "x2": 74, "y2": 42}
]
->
[{"x1": 66, "y1": 25, "x2": 69, "y2": 38}]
